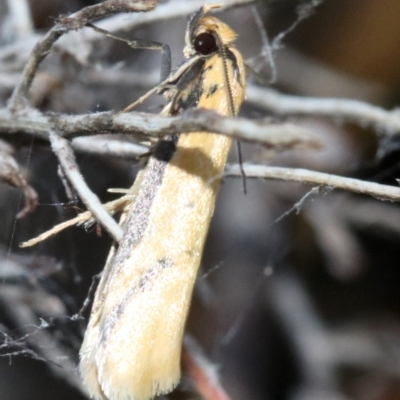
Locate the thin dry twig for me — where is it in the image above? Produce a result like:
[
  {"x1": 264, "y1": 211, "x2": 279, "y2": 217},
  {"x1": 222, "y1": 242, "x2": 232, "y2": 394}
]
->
[
  {"x1": 246, "y1": 86, "x2": 400, "y2": 135},
  {"x1": 20, "y1": 193, "x2": 133, "y2": 248},
  {"x1": 182, "y1": 336, "x2": 232, "y2": 400},
  {"x1": 72, "y1": 137, "x2": 148, "y2": 158},
  {"x1": 58, "y1": 0, "x2": 158, "y2": 30},
  {"x1": 0, "y1": 139, "x2": 38, "y2": 218},
  {"x1": 0, "y1": 0, "x2": 253, "y2": 76},
  {"x1": 20, "y1": 214, "x2": 89, "y2": 248},
  {"x1": 48, "y1": 130, "x2": 123, "y2": 242},
  {"x1": 0, "y1": 107, "x2": 319, "y2": 148},
  {"x1": 73, "y1": 0, "x2": 255, "y2": 39},
  {"x1": 224, "y1": 164, "x2": 400, "y2": 202},
  {"x1": 21, "y1": 159, "x2": 400, "y2": 248},
  {"x1": 7, "y1": 0, "x2": 158, "y2": 111},
  {"x1": 5, "y1": 86, "x2": 400, "y2": 148}
]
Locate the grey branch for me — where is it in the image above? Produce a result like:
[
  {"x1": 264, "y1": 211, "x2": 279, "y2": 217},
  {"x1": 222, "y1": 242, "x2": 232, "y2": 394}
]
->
[
  {"x1": 0, "y1": 0, "x2": 253, "y2": 77},
  {"x1": 0, "y1": 139, "x2": 38, "y2": 218},
  {"x1": 7, "y1": 0, "x2": 158, "y2": 111},
  {"x1": 225, "y1": 164, "x2": 400, "y2": 202},
  {"x1": 0, "y1": 107, "x2": 319, "y2": 149},
  {"x1": 49, "y1": 130, "x2": 123, "y2": 242},
  {"x1": 247, "y1": 86, "x2": 400, "y2": 135},
  {"x1": 92, "y1": 0, "x2": 255, "y2": 33},
  {"x1": 73, "y1": 137, "x2": 148, "y2": 158}
]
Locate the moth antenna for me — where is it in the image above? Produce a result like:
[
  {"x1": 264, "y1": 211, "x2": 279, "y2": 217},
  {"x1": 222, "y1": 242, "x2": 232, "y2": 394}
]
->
[
  {"x1": 236, "y1": 141, "x2": 247, "y2": 194},
  {"x1": 214, "y1": 30, "x2": 235, "y2": 116},
  {"x1": 214, "y1": 30, "x2": 247, "y2": 193}
]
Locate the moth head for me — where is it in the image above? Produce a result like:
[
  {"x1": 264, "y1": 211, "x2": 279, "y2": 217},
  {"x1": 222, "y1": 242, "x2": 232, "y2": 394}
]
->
[{"x1": 184, "y1": 9, "x2": 237, "y2": 59}]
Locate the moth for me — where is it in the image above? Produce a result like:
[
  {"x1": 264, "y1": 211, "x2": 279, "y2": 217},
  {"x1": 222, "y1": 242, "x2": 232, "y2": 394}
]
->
[{"x1": 79, "y1": 4, "x2": 246, "y2": 400}]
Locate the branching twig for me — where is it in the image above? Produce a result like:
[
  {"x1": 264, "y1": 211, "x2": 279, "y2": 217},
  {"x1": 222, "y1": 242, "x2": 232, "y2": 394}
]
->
[
  {"x1": 0, "y1": 0, "x2": 253, "y2": 76},
  {"x1": 70, "y1": 0, "x2": 255, "y2": 39},
  {"x1": 0, "y1": 107, "x2": 319, "y2": 149},
  {"x1": 5, "y1": 86, "x2": 400, "y2": 148},
  {"x1": 20, "y1": 193, "x2": 133, "y2": 248},
  {"x1": 7, "y1": 27, "x2": 66, "y2": 110},
  {"x1": 7, "y1": 0, "x2": 158, "y2": 111},
  {"x1": 21, "y1": 160, "x2": 400, "y2": 248},
  {"x1": 49, "y1": 130, "x2": 123, "y2": 242}
]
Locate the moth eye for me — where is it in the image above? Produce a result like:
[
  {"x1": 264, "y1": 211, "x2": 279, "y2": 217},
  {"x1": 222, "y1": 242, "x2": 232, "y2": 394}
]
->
[{"x1": 194, "y1": 32, "x2": 217, "y2": 55}]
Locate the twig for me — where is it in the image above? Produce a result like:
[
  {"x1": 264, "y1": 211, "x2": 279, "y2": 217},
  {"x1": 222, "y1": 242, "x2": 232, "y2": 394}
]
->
[
  {"x1": 72, "y1": 137, "x2": 148, "y2": 158},
  {"x1": 21, "y1": 159, "x2": 400, "y2": 248},
  {"x1": 48, "y1": 130, "x2": 123, "y2": 242},
  {"x1": 5, "y1": 85, "x2": 400, "y2": 146},
  {"x1": 7, "y1": 0, "x2": 158, "y2": 111},
  {"x1": 20, "y1": 216, "x2": 86, "y2": 248},
  {"x1": 246, "y1": 86, "x2": 400, "y2": 135},
  {"x1": 115, "y1": 109, "x2": 318, "y2": 147},
  {"x1": 224, "y1": 164, "x2": 400, "y2": 202},
  {"x1": 0, "y1": 0, "x2": 253, "y2": 76},
  {"x1": 20, "y1": 192, "x2": 133, "y2": 248},
  {"x1": 182, "y1": 336, "x2": 232, "y2": 400},
  {"x1": 0, "y1": 139, "x2": 38, "y2": 218},
  {"x1": 80, "y1": 0, "x2": 255, "y2": 37},
  {"x1": 57, "y1": 0, "x2": 158, "y2": 30},
  {"x1": 0, "y1": 107, "x2": 319, "y2": 149},
  {"x1": 7, "y1": 27, "x2": 67, "y2": 110}
]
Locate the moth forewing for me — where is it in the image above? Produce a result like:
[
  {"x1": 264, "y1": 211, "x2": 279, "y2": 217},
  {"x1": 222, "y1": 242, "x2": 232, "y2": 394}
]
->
[{"x1": 80, "y1": 6, "x2": 245, "y2": 400}]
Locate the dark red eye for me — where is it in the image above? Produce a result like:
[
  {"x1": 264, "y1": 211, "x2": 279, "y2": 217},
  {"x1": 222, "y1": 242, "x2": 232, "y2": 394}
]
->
[{"x1": 194, "y1": 32, "x2": 217, "y2": 55}]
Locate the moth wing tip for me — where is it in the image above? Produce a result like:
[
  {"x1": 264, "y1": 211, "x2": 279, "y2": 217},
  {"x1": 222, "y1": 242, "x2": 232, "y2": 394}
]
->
[{"x1": 101, "y1": 375, "x2": 180, "y2": 400}]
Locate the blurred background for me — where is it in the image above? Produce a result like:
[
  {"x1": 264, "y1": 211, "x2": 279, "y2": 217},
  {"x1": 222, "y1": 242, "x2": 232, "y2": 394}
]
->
[{"x1": 1, "y1": 0, "x2": 400, "y2": 399}]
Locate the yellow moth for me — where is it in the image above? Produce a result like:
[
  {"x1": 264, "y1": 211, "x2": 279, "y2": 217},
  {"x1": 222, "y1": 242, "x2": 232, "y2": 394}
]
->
[{"x1": 79, "y1": 4, "x2": 246, "y2": 400}]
